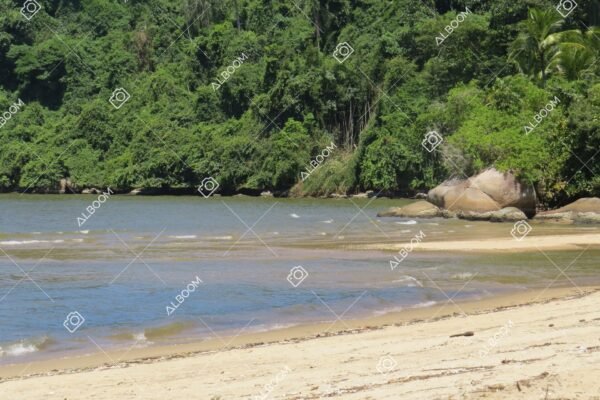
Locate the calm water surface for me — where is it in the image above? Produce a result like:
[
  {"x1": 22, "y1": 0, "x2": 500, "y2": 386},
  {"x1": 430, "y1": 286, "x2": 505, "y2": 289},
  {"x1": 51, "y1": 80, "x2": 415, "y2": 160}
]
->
[{"x1": 0, "y1": 194, "x2": 598, "y2": 363}]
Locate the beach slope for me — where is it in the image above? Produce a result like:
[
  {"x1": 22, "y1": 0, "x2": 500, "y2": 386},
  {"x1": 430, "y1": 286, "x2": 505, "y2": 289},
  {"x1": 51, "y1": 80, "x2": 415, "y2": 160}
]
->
[{"x1": 1, "y1": 288, "x2": 599, "y2": 399}]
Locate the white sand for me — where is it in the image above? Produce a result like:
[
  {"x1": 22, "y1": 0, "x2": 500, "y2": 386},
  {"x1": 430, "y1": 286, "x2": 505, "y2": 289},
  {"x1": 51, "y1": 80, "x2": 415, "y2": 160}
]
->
[{"x1": 1, "y1": 288, "x2": 599, "y2": 399}]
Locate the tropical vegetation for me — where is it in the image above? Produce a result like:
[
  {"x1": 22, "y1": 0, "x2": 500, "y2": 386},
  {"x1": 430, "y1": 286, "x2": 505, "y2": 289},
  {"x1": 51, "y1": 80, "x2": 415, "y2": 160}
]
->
[{"x1": 0, "y1": 0, "x2": 598, "y2": 205}]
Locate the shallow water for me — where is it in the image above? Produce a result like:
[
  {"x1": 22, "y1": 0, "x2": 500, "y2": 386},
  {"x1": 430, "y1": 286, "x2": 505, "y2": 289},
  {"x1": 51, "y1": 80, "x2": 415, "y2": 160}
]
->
[{"x1": 0, "y1": 194, "x2": 598, "y2": 363}]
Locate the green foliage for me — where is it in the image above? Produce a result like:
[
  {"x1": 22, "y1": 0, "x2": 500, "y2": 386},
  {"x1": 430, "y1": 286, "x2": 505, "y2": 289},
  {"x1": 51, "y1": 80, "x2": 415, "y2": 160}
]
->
[{"x1": 0, "y1": 0, "x2": 597, "y2": 205}]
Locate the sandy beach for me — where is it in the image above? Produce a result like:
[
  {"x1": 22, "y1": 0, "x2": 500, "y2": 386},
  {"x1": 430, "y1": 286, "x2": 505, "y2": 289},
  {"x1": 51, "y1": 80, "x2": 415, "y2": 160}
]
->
[
  {"x1": 1, "y1": 286, "x2": 599, "y2": 399},
  {"x1": 353, "y1": 233, "x2": 600, "y2": 253}
]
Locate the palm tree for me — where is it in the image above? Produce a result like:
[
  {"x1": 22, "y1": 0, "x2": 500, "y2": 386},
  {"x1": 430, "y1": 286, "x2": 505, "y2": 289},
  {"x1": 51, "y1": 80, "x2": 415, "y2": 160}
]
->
[
  {"x1": 509, "y1": 8, "x2": 563, "y2": 86},
  {"x1": 549, "y1": 26, "x2": 600, "y2": 80}
]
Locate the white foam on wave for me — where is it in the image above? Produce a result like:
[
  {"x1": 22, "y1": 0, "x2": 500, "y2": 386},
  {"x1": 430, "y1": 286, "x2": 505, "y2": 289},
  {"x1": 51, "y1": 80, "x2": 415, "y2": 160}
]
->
[
  {"x1": 169, "y1": 235, "x2": 197, "y2": 239},
  {"x1": 396, "y1": 220, "x2": 417, "y2": 225},
  {"x1": 393, "y1": 275, "x2": 423, "y2": 287},
  {"x1": 133, "y1": 332, "x2": 153, "y2": 347},
  {"x1": 289, "y1": 213, "x2": 300, "y2": 218},
  {"x1": 207, "y1": 235, "x2": 233, "y2": 240},
  {"x1": 320, "y1": 219, "x2": 333, "y2": 224},
  {"x1": 1, "y1": 343, "x2": 37, "y2": 357},
  {"x1": 411, "y1": 301, "x2": 437, "y2": 308},
  {"x1": 0, "y1": 336, "x2": 52, "y2": 358},
  {"x1": 452, "y1": 272, "x2": 473, "y2": 280},
  {"x1": 79, "y1": 230, "x2": 89, "y2": 234},
  {"x1": 400, "y1": 229, "x2": 411, "y2": 233},
  {"x1": 0, "y1": 239, "x2": 65, "y2": 246}
]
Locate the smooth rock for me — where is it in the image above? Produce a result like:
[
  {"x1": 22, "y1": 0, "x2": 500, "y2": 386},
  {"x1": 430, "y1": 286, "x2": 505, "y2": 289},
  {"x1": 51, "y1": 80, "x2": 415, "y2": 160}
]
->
[
  {"x1": 442, "y1": 186, "x2": 501, "y2": 213},
  {"x1": 534, "y1": 198, "x2": 600, "y2": 224},
  {"x1": 468, "y1": 168, "x2": 537, "y2": 216},
  {"x1": 377, "y1": 201, "x2": 441, "y2": 218},
  {"x1": 457, "y1": 211, "x2": 494, "y2": 221},
  {"x1": 490, "y1": 207, "x2": 528, "y2": 223},
  {"x1": 428, "y1": 168, "x2": 536, "y2": 217}
]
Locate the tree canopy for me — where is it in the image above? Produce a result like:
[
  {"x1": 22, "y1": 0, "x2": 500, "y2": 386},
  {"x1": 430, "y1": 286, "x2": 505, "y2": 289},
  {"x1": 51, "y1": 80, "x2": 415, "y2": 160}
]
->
[{"x1": 0, "y1": 0, "x2": 598, "y2": 205}]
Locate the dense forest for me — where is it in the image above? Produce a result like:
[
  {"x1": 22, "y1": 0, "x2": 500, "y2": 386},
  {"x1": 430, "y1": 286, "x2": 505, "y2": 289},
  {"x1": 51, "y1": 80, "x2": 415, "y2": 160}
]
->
[{"x1": 0, "y1": 0, "x2": 598, "y2": 205}]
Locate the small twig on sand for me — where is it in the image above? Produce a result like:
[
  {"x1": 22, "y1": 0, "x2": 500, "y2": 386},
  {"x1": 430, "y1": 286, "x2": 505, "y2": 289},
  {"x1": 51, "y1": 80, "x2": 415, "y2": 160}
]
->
[{"x1": 449, "y1": 331, "x2": 474, "y2": 338}]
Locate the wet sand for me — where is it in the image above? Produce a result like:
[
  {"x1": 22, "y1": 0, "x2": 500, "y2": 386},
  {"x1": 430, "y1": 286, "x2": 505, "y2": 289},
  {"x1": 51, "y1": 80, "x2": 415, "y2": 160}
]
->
[{"x1": 1, "y1": 286, "x2": 599, "y2": 399}]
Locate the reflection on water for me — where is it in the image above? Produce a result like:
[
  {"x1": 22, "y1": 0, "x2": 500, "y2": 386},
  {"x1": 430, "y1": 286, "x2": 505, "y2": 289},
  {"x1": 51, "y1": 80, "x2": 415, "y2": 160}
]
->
[{"x1": 0, "y1": 194, "x2": 598, "y2": 363}]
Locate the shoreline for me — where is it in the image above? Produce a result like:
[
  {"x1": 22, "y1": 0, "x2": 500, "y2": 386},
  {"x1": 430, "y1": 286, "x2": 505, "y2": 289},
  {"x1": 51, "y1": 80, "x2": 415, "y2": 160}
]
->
[
  {"x1": 1, "y1": 285, "x2": 596, "y2": 382},
  {"x1": 351, "y1": 232, "x2": 600, "y2": 253}
]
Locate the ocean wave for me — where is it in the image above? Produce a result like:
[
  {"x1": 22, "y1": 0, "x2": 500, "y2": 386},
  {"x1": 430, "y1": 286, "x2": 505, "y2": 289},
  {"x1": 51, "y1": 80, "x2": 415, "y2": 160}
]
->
[
  {"x1": 206, "y1": 235, "x2": 233, "y2": 240},
  {"x1": 169, "y1": 235, "x2": 197, "y2": 239},
  {"x1": 395, "y1": 220, "x2": 417, "y2": 225},
  {"x1": 144, "y1": 321, "x2": 196, "y2": 340},
  {"x1": 109, "y1": 322, "x2": 195, "y2": 343},
  {"x1": 289, "y1": 213, "x2": 300, "y2": 218},
  {"x1": 0, "y1": 239, "x2": 65, "y2": 246},
  {"x1": 452, "y1": 272, "x2": 474, "y2": 280},
  {"x1": 0, "y1": 336, "x2": 54, "y2": 358},
  {"x1": 411, "y1": 300, "x2": 437, "y2": 308},
  {"x1": 393, "y1": 275, "x2": 423, "y2": 287}
]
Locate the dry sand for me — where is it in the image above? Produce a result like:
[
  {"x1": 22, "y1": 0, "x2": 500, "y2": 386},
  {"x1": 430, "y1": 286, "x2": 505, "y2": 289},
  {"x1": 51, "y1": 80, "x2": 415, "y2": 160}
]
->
[
  {"x1": 353, "y1": 233, "x2": 600, "y2": 253},
  {"x1": 1, "y1": 286, "x2": 599, "y2": 399}
]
